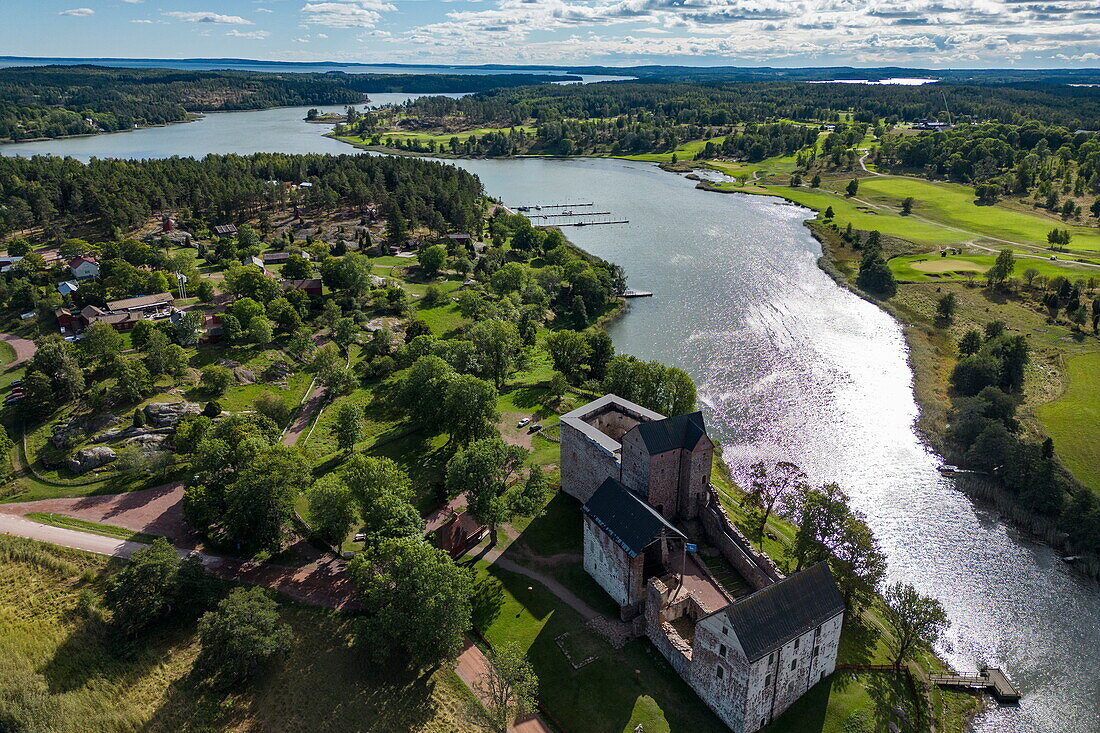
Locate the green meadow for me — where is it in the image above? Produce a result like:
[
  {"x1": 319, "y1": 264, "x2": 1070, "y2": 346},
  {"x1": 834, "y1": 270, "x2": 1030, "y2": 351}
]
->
[{"x1": 1037, "y1": 351, "x2": 1100, "y2": 495}]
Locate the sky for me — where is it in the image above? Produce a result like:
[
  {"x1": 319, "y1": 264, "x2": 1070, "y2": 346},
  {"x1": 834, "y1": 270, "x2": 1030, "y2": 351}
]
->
[{"x1": 5, "y1": 0, "x2": 1100, "y2": 68}]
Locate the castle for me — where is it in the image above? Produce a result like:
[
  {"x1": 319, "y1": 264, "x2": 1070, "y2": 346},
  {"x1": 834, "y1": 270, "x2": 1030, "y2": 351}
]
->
[{"x1": 560, "y1": 395, "x2": 845, "y2": 733}]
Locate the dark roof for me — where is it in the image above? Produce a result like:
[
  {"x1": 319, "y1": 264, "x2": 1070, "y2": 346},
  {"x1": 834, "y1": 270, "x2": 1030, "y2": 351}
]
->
[
  {"x1": 718, "y1": 563, "x2": 844, "y2": 661},
  {"x1": 582, "y1": 477, "x2": 684, "y2": 558},
  {"x1": 634, "y1": 412, "x2": 707, "y2": 455},
  {"x1": 213, "y1": 224, "x2": 238, "y2": 236}
]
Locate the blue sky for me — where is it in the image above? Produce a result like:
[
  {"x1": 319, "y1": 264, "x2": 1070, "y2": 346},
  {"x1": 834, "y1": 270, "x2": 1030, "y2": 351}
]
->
[{"x1": 6, "y1": 0, "x2": 1100, "y2": 67}]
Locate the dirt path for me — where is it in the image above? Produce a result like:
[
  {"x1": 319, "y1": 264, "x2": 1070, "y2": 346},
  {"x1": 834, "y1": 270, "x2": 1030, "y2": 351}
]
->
[
  {"x1": 0, "y1": 332, "x2": 36, "y2": 366},
  {"x1": 0, "y1": 485, "x2": 358, "y2": 609},
  {"x1": 283, "y1": 380, "x2": 325, "y2": 446},
  {"x1": 454, "y1": 637, "x2": 552, "y2": 733}
]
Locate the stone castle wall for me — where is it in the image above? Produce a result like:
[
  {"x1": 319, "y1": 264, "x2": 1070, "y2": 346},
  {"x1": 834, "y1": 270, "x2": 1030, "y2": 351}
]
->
[{"x1": 560, "y1": 419, "x2": 620, "y2": 504}]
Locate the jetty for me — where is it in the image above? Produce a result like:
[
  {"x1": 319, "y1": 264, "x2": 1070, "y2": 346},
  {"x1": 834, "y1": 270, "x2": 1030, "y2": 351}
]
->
[
  {"x1": 621, "y1": 289, "x2": 653, "y2": 298},
  {"x1": 929, "y1": 668, "x2": 1020, "y2": 704}
]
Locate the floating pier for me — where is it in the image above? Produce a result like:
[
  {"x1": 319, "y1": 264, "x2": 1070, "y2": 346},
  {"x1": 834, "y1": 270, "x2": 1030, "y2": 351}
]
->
[
  {"x1": 528, "y1": 211, "x2": 612, "y2": 219},
  {"x1": 513, "y1": 202, "x2": 594, "y2": 212},
  {"x1": 559, "y1": 219, "x2": 629, "y2": 227},
  {"x1": 621, "y1": 289, "x2": 653, "y2": 298},
  {"x1": 930, "y1": 668, "x2": 1020, "y2": 704}
]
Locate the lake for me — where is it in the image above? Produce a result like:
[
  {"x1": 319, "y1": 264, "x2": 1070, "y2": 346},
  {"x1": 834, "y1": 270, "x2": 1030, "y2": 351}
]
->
[{"x1": 3, "y1": 106, "x2": 1098, "y2": 733}]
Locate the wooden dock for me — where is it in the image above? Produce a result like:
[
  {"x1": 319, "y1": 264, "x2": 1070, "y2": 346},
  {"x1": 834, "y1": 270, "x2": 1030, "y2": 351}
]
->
[
  {"x1": 528, "y1": 211, "x2": 612, "y2": 219},
  {"x1": 560, "y1": 219, "x2": 628, "y2": 227},
  {"x1": 513, "y1": 202, "x2": 594, "y2": 212},
  {"x1": 621, "y1": 289, "x2": 653, "y2": 298},
  {"x1": 930, "y1": 668, "x2": 1020, "y2": 704}
]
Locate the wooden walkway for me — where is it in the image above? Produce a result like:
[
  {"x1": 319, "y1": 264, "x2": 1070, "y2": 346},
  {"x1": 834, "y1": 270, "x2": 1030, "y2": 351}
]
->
[{"x1": 930, "y1": 667, "x2": 1020, "y2": 703}]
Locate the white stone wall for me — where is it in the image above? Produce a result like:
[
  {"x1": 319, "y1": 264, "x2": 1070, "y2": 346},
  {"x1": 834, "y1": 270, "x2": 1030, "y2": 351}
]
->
[
  {"x1": 582, "y1": 514, "x2": 638, "y2": 608},
  {"x1": 690, "y1": 613, "x2": 750, "y2": 732}
]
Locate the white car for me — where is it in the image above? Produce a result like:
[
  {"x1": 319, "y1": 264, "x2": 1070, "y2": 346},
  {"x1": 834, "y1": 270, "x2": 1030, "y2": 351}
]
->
[{"x1": 517, "y1": 417, "x2": 531, "y2": 428}]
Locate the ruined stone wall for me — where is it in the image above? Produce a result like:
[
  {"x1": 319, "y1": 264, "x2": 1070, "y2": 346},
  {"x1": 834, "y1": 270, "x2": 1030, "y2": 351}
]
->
[
  {"x1": 585, "y1": 407, "x2": 645, "y2": 442},
  {"x1": 643, "y1": 579, "x2": 693, "y2": 680},
  {"x1": 560, "y1": 420, "x2": 620, "y2": 503},
  {"x1": 583, "y1": 514, "x2": 643, "y2": 608},
  {"x1": 699, "y1": 492, "x2": 784, "y2": 591}
]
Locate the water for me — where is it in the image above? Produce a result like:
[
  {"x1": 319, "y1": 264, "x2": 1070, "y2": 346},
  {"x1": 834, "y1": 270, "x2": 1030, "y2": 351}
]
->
[
  {"x1": 0, "y1": 57, "x2": 632, "y2": 84},
  {"x1": 3, "y1": 107, "x2": 1098, "y2": 733}
]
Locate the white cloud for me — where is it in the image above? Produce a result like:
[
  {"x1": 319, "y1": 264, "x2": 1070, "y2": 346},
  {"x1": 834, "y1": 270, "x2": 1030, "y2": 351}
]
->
[
  {"x1": 300, "y1": 0, "x2": 396, "y2": 29},
  {"x1": 130, "y1": 18, "x2": 153, "y2": 23},
  {"x1": 59, "y1": 8, "x2": 94, "y2": 16},
  {"x1": 163, "y1": 11, "x2": 253, "y2": 24},
  {"x1": 316, "y1": 32, "x2": 328, "y2": 38},
  {"x1": 226, "y1": 29, "x2": 272, "y2": 39},
  {"x1": 257, "y1": 7, "x2": 274, "y2": 12}
]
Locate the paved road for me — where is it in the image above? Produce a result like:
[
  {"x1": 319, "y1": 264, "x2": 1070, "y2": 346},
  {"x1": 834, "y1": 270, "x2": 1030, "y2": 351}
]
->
[
  {"x1": 0, "y1": 332, "x2": 36, "y2": 366},
  {"x1": 0, "y1": 512, "x2": 145, "y2": 558}
]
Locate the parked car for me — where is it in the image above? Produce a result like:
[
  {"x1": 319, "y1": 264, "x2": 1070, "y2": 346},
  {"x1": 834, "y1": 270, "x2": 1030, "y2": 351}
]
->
[
  {"x1": 516, "y1": 417, "x2": 531, "y2": 428},
  {"x1": 353, "y1": 533, "x2": 367, "y2": 543},
  {"x1": 528, "y1": 424, "x2": 543, "y2": 433},
  {"x1": 9, "y1": 379, "x2": 22, "y2": 387}
]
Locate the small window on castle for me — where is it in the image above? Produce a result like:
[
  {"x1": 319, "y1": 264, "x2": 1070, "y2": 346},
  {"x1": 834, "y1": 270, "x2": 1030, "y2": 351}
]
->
[
  {"x1": 790, "y1": 659, "x2": 797, "y2": 671},
  {"x1": 813, "y1": 646, "x2": 819, "y2": 657},
  {"x1": 722, "y1": 626, "x2": 728, "y2": 636},
  {"x1": 716, "y1": 666, "x2": 724, "y2": 680},
  {"x1": 794, "y1": 638, "x2": 799, "y2": 650},
  {"x1": 719, "y1": 644, "x2": 726, "y2": 657},
  {"x1": 815, "y1": 626, "x2": 822, "y2": 639},
  {"x1": 768, "y1": 653, "x2": 774, "y2": 665},
  {"x1": 765, "y1": 674, "x2": 771, "y2": 687}
]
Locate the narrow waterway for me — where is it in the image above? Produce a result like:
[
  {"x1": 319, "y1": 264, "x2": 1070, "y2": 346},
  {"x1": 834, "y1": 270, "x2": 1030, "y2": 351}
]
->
[{"x1": 3, "y1": 107, "x2": 1098, "y2": 732}]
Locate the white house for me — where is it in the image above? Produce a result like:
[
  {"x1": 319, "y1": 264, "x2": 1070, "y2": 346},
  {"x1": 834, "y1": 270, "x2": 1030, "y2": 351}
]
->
[{"x1": 68, "y1": 256, "x2": 100, "y2": 280}]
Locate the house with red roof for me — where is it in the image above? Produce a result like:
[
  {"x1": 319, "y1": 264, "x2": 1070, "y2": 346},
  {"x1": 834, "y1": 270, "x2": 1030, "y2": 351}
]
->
[{"x1": 68, "y1": 256, "x2": 100, "y2": 280}]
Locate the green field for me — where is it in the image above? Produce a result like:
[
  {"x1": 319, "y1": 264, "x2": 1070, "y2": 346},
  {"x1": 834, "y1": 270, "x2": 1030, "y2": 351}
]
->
[
  {"x1": 0, "y1": 535, "x2": 475, "y2": 733},
  {"x1": 1037, "y1": 352, "x2": 1100, "y2": 494},
  {"x1": 854, "y1": 177, "x2": 1100, "y2": 252},
  {"x1": 776, "y1": 186, "x2": 964, "y2": 244},
  {"x1": 890, "y1": 252, "x2": 1099, "y2": 283}
]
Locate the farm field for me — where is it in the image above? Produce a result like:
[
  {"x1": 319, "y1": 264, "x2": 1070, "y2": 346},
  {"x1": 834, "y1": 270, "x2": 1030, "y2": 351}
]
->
[{"x1": 1037, "y1": 351, "x2": 1100, "y2": 494}]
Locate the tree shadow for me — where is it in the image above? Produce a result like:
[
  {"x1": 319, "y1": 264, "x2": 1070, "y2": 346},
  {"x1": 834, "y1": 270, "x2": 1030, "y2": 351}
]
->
[
  {"x1": 470, "y1": 574, "x2": 505, "y2": 630},
  {"x1": 838, "y1": 614, "x2": 880, "y2": 668}
]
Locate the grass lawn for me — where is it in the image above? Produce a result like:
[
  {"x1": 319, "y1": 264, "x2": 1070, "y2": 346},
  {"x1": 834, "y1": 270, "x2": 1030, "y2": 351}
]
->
[
  {"x1": 24, "y1": 512, "x2": 163, "y2": 543},
  {"x1": 465, "y1": 555, "x2": 731, "y2": 733},
  {"x1": 856, "y1": 176, "x2": 1100, "y2": 252},
  {"x1": 889, "y1": 252, "x2": 1098, "y2": 283},
  {"x1": 0, "y1": 338, "x2": 16, "y2": 366},
  {"x1": 0, "y1": 534, "x2": 476, "y2": 733},
  {"x1": 1037, "y1": 351, "x2": 1100, "y2": 494}
]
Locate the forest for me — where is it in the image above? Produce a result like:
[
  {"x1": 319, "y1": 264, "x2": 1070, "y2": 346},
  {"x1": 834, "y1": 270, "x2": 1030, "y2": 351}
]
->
[
  {"x1": 0, "y1": 66, "x2": 569, "y2": 142},
  {"x1": 0, "y1": 153, "x2": 485, "y2": 237},
  {"x1": 389, "y1": 80, "x2": 1100, "y2": 131}
]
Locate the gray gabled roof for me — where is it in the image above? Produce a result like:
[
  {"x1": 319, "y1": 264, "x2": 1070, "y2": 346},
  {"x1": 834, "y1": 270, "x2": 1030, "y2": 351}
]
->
[
  {"x1": 582, "y1": 477, "x2": 684, "y2": 558},
  {"x1": 715, "y1": 563, "x2": 844, "y2": 662},
  {"x1": 634, "y1": 412, "x2": 707, "y2": 455}
]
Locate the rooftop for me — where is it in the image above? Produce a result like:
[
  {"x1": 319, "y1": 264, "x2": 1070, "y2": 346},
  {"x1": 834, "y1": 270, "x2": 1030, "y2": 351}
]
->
[
  {"x1": 711, "y1": 562, "x2": 844, "y2": 661},
  {"x1": 635, "y1": 412, "x2": 708, "y2": 455},
  {"x1": 560, "y1": 393, "x2": 665, "y2": 457},
  {"x1": 582, "y1": 477, "x2": 685, "y2": 558},
  {"x1": 107, "y1": 292, "x2": 174, "y2": 312}
]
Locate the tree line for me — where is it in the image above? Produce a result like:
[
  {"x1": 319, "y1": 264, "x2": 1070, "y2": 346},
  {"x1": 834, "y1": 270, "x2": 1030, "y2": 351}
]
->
[{"x1": 0, "y1": 152, "x2": 484, "y2": 239}]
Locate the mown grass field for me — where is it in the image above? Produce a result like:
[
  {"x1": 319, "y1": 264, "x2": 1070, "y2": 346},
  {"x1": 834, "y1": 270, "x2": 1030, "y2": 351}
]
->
[
  {"x1": 1037, "y1": 351, "x2": 1100, "y2": 494},
  {"x1": 854, "y1": 176, "x2": 1100, "y2": 252},
  {"x1": 890, "y1": 252, "x2": 1099, "y2": 283},
  {"x1": 0, "y1": 535, "x2": 476, "y2": 733}
]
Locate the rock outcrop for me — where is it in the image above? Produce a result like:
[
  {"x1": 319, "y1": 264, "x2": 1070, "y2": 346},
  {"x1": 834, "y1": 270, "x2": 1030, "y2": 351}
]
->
[
  {"x1": 68, "y1": 446, "x2": 117, "y2": 474},
  {"x1": 143, "y1": 402, "x2": 201, "y2": 429}
]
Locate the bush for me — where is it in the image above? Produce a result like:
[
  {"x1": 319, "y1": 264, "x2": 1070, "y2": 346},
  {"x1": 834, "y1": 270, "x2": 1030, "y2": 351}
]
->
[
  {"x1": 203, "y1": 400, "x2": 222, "y2": 418},
  {"x1": 253, "y1": 391, "x2": 292, "y2": 426},
  {"x1": 200, "y1": 365, "x2": 234, "y2": 395}
]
